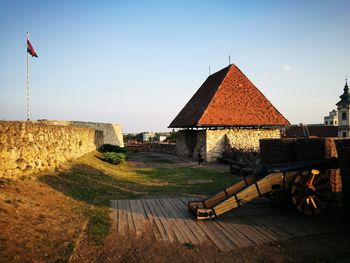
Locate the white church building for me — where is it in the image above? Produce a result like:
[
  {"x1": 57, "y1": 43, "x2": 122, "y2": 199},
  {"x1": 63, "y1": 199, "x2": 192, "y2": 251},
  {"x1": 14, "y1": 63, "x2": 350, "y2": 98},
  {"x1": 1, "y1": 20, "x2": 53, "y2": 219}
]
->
[{"x1": 323, "y1": 80, "x2": 350, "y2": 138}]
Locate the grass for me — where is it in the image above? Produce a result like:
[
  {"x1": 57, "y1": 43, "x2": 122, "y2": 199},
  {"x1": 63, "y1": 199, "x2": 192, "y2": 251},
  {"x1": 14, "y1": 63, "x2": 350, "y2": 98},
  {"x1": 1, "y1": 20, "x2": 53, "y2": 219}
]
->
[{"x1": 40, "y1": 151, "x2": 238, "y2": 244}]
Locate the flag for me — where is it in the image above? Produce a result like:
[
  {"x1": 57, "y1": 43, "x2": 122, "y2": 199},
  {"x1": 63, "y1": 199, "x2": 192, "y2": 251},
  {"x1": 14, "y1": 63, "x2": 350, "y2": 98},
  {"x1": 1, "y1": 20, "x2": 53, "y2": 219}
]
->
[{"x1": 27, "y1": 39, "x2": 38, "y2": 58}]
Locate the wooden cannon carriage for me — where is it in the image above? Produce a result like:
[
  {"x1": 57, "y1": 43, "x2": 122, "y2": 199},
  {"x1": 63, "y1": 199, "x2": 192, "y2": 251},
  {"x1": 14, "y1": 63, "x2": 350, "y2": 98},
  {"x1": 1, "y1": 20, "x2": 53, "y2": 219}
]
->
[{"x1": 189, "y1": 138, "x2": 343, "y2": 220}]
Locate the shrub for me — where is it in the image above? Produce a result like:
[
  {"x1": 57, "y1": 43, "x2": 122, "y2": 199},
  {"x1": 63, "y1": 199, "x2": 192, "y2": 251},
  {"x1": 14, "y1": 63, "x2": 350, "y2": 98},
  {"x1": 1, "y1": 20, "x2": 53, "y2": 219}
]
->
[
  {"x1": 100, "y1": 144, "x2": 127, "y2": 153},
  {"x1": 102, "y1": 152, "x2": 127, "y2": 165}
]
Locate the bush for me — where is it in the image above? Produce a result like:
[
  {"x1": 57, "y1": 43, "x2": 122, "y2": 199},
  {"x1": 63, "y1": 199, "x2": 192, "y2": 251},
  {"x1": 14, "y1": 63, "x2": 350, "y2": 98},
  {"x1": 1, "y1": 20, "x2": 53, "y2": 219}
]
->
[
  {"x1": 102, "y1": 152, "x2": 127, "y2": 164},
  {"x1": 100, "y1": 144, "x2": 127, "y2": 153}
]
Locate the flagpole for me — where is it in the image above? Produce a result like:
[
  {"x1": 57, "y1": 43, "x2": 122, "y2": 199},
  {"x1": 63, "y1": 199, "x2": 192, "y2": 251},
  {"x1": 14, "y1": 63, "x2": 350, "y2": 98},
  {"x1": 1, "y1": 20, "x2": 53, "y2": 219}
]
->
[{"x1": 26, "y1": 32, "x2": 30, "y2": 121}]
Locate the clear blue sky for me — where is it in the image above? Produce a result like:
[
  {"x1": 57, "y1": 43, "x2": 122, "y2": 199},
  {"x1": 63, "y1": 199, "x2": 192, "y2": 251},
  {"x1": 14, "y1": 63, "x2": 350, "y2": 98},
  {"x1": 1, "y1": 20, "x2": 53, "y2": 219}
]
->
[{"x1": 0, "y1": 0, "x2": 349, "y2": 133}]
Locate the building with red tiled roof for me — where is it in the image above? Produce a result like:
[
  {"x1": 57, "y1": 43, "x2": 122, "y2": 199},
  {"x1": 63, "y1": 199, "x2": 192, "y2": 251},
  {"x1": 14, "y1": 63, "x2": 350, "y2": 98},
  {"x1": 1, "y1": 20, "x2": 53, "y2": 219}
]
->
[
  {"x1": 169, "y1": 64, "x2": 290, "y2": 161},
  {"x1": 169, "y1": 64, "x2": 289, "y2": 128}
]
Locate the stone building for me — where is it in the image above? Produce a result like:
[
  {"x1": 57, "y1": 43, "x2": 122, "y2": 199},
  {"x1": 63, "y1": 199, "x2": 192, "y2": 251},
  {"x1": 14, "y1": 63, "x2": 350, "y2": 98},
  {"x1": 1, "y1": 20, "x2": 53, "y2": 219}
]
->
[
  {"x1": 169, "y1": 64, "x2": 289, "y2": 162},
  {"x1": 337, "y1": 80, "x2": 350, "y2": 138},
  {"x1": 324, "y1": 109, "x2": 338, "y2": 126}
]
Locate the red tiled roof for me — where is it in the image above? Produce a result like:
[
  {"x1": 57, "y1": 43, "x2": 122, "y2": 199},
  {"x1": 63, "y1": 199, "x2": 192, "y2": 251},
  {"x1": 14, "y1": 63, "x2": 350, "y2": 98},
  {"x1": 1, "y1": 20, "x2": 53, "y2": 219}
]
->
[{"x1": 169, "y1": 64, "x2": 290, "y2": 128}]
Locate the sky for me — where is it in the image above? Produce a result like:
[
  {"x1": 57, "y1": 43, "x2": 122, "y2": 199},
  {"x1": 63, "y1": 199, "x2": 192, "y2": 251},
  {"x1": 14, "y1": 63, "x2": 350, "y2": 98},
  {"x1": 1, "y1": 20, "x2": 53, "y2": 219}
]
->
[{"x1": 0, "y1": 0, "x2": 349, "y2": 133}]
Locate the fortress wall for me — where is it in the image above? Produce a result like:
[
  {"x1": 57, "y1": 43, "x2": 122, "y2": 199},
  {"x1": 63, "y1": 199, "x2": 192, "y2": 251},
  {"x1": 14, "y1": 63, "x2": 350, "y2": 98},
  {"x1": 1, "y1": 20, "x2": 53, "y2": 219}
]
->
[
  {"x1": 0, "y1": 121, "x2": 96, "y2": 179},
  {"x1": 37, "y1": 120, "x2": 124, "y2": 148}
]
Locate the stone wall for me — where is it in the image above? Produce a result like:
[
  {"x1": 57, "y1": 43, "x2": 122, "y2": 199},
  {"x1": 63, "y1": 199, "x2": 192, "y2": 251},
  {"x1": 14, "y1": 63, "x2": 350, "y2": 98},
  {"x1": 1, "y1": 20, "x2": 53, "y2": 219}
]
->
[
  {"x1": 127, "y1": 143, "x2": 177, "y2": 155},
  {"x1": 0, "y1": 121, "x2": 96, "y2": 179},
  {"x1": 206, "y1": 128, "x2": 281, "y2": 162},
  {"x1": 176, "y1": 130, "x2": 206, "y2": 159},
  {"x1": 70, "y1": 121, "x2": 124, "y2": 147},
  {"x1": 176, "y1": 128, "x2": 281, "y2": 162},
  {"x1": 37, "y1": 120, "x2": 124, "y2": 148}
]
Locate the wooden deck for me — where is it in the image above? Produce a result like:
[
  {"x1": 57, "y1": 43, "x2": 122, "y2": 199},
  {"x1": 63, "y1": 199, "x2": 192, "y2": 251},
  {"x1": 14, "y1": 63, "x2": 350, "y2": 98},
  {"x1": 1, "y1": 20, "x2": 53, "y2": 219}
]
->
[{"x1": 110, "y1": 197, "x2": 343, "y2": 251}]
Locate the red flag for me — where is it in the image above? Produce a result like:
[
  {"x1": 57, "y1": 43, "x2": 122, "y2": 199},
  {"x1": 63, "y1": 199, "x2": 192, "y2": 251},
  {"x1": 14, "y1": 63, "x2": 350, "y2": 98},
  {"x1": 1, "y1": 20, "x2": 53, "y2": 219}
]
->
[{"x1": 27, "y1": 39, "x2": 38, "y2": 58}]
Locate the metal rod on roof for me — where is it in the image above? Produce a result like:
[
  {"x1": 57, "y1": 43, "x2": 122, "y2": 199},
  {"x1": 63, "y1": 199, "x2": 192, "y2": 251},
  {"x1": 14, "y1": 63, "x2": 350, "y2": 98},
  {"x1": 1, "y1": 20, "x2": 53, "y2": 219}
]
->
[
  {"x1": 209, "y1": 66, "x2": 211, "y2": 76},
  {"x1": 228, "y1": 55, "x2": 231, "y2": 65}
]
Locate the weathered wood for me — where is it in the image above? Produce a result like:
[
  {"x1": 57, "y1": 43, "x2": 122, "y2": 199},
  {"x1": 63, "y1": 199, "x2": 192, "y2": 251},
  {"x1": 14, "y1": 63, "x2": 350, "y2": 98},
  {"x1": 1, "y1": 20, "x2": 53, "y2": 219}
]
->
[
  {"x1": 168, "y1": 198, "x2": 208, "y2": 243},
  {"x1": 110, "y1": 197, "x2": 342, "y2": 251},
  {"x1": 143, "y1": 199, "x2": 170, "y2": 241},
  {"x1": 140, "y1": 199, "x2": 162, "y2": 241},
  {"x1": 224, "y1": 215, "x2": 271, "y2": 244},
  {"x1": 155, "y1": 199, "x2": 187, "y2": 243},
  {"x1": 217, "y1": 217, "x2": 256, "y2": 247},
  {"x1": 129, "y1": 199, "x2": 143, "y2": 236},
  {"x1": 239, "y1": 213, "x2": 291, "y2": 240},
  {"x1": 147, "y1": 199, "x2": 175, "y2": 242},
  {"x1": 162, "y1": 199, "x2": 202, "y2": 244},
  {"x1": 117, "y1": 200, "x2": 127, "y2": 234}
]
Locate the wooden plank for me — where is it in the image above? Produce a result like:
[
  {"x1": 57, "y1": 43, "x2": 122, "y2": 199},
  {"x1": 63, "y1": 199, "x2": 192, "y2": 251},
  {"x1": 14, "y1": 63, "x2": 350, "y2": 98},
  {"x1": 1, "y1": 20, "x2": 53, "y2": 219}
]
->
[
  {"x1": 262, "y1": 214, "x2": 308, "y2": 237},
  {"x1": 129, "y1": 199, "x2": 143, "y2": 236},
  {"x1": 144, "y1": 199, "x2": 170, "y2": 241},
  {"x1": 170, "y1": 198, "x2": 210, "y2": 242},
  {"x1": 282, "y1": 214, "x2": 326, "y2": 235},
  {"x1": 159, "y1": 199, "x2": 195, "y2": 244},
  {"x1": 241, "y1": 214, "x2": 291, "y2": 241},
  {"x1": 110, "y1": 200, "x2": 118, "y2": 232},
  {"x1": 145, "y1": 199, "x2": 174, "y2": 242},
  {"x1": 135, "y1": 199, "x2": 150, "y2": 231},
  {"x1": 195, "y1": 220, "x2": 231, "y2": 251},
  {"x1": 125, "y1": 200, "x2": 136, "y2": 233},
  {"x1": 235, "y1": 213, "x2": 279, "y2": 241},
  {"x1": 217, "y1": 217, "x2": 256, "y2": 247},
  {"x1": 213, "y1": 219, "x2": 247, "y2": 248},
  {"x1": 225, "y1": 215, "x2": 272, "y2": 244},
  {"x1": 165, "y1": 198, "x2": 205, "y2": 244},
  {"x1": 233, "y1": 202, "x2": 313, "y2": 236},
  {"x1": 155, "y1": 199, "x2": 187, "y2": 243},
  {"x1": 175, "y1": 199, "x2": 230, "y2": 250},
  {"x1": 208, "y1": 219, "x2": 240, "y2": 250},
  {"x1": 117, "y1": 200, "x2": 127, "y2": 235},
  {"x1": 140, "y1": 199, "x2": 162, "y2": 241}
]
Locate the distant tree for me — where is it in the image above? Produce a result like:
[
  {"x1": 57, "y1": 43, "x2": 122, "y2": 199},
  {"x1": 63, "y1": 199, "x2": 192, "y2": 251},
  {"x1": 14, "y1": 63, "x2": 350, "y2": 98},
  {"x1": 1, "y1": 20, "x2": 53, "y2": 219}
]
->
[{"x1": 167, "y1": 129, "x2": 177, "y2": 143}]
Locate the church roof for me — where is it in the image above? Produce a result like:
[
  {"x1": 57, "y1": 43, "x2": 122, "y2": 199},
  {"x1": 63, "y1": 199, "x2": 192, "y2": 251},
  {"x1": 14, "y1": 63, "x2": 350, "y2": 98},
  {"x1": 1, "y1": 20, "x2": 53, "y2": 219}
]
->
[
  {"x1": 169, "y1": 64, "x2": 290, "y2": 128},
  {"x1": 336, "y1": 80, "x2": 350, "y2": 107}
]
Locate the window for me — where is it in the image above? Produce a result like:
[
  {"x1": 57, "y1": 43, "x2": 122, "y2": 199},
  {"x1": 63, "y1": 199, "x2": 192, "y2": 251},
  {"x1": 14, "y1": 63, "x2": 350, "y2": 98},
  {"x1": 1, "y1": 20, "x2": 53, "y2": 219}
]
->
[
  {"x1": 325, "y1": 121, "x2": 328, "y2": 125},
  {"x1": 335, "y1": 120, "x2": 337, "y2": 125},
  {"x1": 342, "y1": 131, "x2": 347, "y2": 138},
  {"x1": 342, "y1": 112, "x2": 347, "y2": 121},
  {"x1": 330, "y1": 120, "x2": 333, "y2": 125}
]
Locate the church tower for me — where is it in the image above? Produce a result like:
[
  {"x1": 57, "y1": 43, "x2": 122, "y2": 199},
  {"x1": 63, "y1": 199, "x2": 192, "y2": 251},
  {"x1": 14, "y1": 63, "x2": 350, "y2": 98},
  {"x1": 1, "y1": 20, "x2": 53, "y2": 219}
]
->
[{"x1": 336, "y1": 79, "x2": 350, "y2": 138}]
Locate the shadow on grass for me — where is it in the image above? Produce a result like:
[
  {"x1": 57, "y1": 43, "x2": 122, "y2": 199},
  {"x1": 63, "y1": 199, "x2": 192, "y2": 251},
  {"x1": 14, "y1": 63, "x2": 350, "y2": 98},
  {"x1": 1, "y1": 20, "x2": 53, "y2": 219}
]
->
[
  {"x1": 39, "y1": 164, "x2": 140, "y2": 207},
  {"x1": 39, "y1": 163, "x2": 145, "y2": 244},
  {"x1": 38, "y1": 154, "x2": 238, "y2": 243}
]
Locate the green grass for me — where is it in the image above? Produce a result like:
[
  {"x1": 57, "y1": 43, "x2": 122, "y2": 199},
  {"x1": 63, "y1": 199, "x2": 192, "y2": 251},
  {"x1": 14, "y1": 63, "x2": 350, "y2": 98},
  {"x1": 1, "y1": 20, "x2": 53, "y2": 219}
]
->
[
  {"x1": 40, "y1": 151, "x2": 238, "y2": 244},
  {"x1": 83, "y1": 206, "x2": 111, "y2": 244},
  {"x1": 143, "y1": 155, "x2": 175, "y2": 164}
]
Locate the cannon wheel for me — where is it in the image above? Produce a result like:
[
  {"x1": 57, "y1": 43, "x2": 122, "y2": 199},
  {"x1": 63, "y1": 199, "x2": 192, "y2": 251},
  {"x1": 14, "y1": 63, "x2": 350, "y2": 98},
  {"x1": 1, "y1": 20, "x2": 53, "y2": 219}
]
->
[{"x1": 290, "y1": 169, "x2": 331, "y2": 215}]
